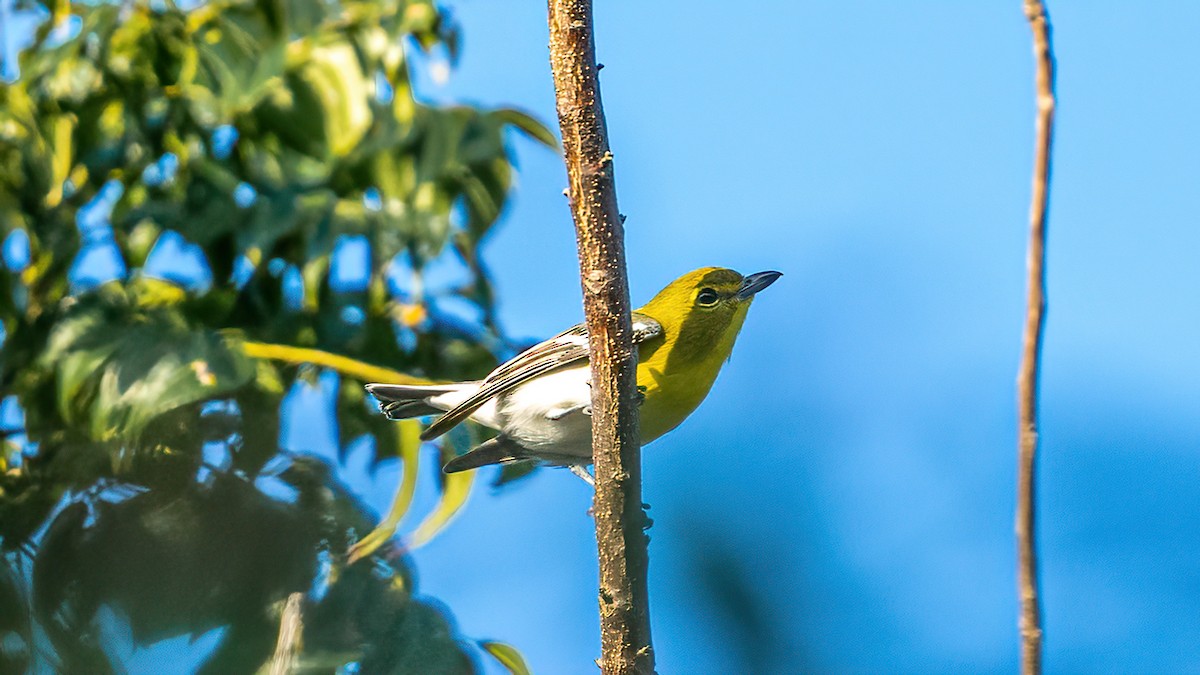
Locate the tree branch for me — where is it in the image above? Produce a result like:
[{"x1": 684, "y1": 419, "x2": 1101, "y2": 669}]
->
[
  {"x1": 546, "y1": 2, "x2": 654, "y2": 674},
  {"x1": 267, "y1": 592, "x2": 304, "y2": 675},
  {"x1": 1017, "y1": 1, "x2": 1055, "y2": 674}
]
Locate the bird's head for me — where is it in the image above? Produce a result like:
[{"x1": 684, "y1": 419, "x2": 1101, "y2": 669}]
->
[{"x1": 638, "y1": 267, "x2": 781, "y2": 363}]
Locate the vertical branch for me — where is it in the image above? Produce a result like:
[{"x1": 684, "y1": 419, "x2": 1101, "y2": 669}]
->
[
  {"x1": 1017, "y1": 1, "x2": 1055, "y2": 674},
  {"x1": 546, "y1": 2, "x2": 655, "y2": 674}
]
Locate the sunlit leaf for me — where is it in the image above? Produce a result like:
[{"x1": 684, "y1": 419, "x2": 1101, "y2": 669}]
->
[
  {"x1": 0, "y1": 0, "x2": 553, "y2": 668},
  {"x1": 194, "y1": 7, "x2": 288, "y2": 116},
  {"x1": 131, "y1": 277, "x2": 188, "y2": 307},
  {"x1": 41, "y1": 293, "x2": 255, "y2": 440},
  {"x1": 480, "y1": 641, "x2": 532, "y2": 675},
  {"x1": 492, "y1": 107, "x2": 556, "y2": 148},
  {"x1": 407, "y1": 437, "x2": 475, "y2": 550},
  {"x1": 347, "y1": 420, "x2": 422, "y2": 563},
  {"x1": 262, "y1": 41, "x2": 372, "y2": 159},
  {"x1": 300, "y1": 254, "x2": 328, "y2": 311},
  {"x1": 239, "y1": 341, "x2": 428, "y2": 385},
  {"x1": 44, "y1": 114, "x2": 74, "y2": 207},
  {"x1": 124, "y1": 220, "x2": 162, "y2": 268}
]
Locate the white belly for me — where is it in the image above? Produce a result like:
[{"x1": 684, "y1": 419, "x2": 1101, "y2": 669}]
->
[{"x1": 497, "y1": 365, "x2": 593, "y2": 458}]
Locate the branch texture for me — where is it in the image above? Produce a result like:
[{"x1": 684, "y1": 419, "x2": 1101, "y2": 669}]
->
[
  {"x1": 546, "y1": 1, "x2": 654, "y2": 673},
  {"x1": 268, "y1": 592, "x2": 304, "y2": 675},
  {"x1": 1018, "y1": 1, "x2": 1055, "y2": 674}
]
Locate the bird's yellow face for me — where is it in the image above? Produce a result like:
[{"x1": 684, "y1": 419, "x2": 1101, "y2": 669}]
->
[
  {"x1": 634, "y1": 267, "x2": 780, "y2": 442},
  {"x1": 637, "y1": 267, "x2": 781, "y2": 369}
]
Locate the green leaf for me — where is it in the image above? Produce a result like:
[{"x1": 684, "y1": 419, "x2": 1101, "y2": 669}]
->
[
  {"x1": 396, "y1": 179, "x2": 453, "y2": 259},
  {"x1": 44, "y1": 114, "x2": 75, "y2": 208},
  {"x1": 94, "y1": 331, "x2": 254, "y2": 441},
  {"x1": 260, "y1": 41, "x2": 372, "y2": 159},
  {"x1": 492, "y1": 108, "x2": 558, "y2": 149},
  {"x1": 414, "y1": 107, "x2": 468, "y2": 184},
  {"x1": 480, "y1": 641, "x2": 532, "y2": 675},
  {"x1": 33, "y1": 476, "x2": 324, "y2": 668},
  {"x1": 125, "y1": 220, "x2": 163, "y2": 268},
  {"x1": 0, "y1": 0, "x2": 556, "y2": 669},
  {"x1": 131, "y1": 277, "x2": 188, "y2": 308},
  {"x1": 300, "y1": 254, "x2": 328, "y2": 311},
  {"x1": 357, "y1": 600, "x2": 474, "y2": 675},
  {"x1": 0, "y1": 561, "x2": 31, "y2": 675},
  {"x1": 279, "y1": 0, "x2": 329, "y2": 36},
  {"x1": 195, "y1": 8, "x2": 288, "y2": 117},
  {"x1": 41, "y1": 294, "x2": 255, "y2": 441},
  {"x1": 459, "y1": 158, "x2": 511, "y2": 241}
]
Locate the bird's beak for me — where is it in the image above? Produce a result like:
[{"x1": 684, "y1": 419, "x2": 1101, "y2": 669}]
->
[{"x1": 737, "y1": 270, "x2": 783, "y2": 300}]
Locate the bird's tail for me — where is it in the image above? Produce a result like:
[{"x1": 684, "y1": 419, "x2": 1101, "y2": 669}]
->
[
  {"x1": 442, "y1": 436, "x2": 524, "y2": 473},
  {"x1": 365, "y1": 382, "x2": 474, "y2": 420}
]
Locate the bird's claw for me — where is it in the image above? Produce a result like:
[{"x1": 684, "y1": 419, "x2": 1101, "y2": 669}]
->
[{"x1": 569, "y1": 464, "x2": 595, "y2": 487}]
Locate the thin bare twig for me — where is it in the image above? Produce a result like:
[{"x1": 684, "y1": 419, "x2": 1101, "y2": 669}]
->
[
  {"x1": 1017, "y1": 1, "x2": 1055, "y2": 673},
  {"x1": 268, "y1": 592, "x2": 304, "y2": 675},
  {"x1": 546, "y1": 1, "x2": 654, "y2": 674}
]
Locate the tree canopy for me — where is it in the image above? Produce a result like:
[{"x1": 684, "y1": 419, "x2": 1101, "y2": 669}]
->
[{"x1": 0, "y1": 0, "x2": 551, "y2": 671}]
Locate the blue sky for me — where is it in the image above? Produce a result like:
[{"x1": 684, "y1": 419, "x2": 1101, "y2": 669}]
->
[
  {"x1": 387, "y1": 2, "x2": 1200, "y2": 673},
  {"x1": 6, "y1": 1, "x2": 1200, "y2": 673}
]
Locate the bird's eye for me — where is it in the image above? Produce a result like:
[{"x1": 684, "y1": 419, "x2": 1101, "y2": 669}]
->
[{"x1": 696, "y1": 288, "x2": 720, "y2": 307}]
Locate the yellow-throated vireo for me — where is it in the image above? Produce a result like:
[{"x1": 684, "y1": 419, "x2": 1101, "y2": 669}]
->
[{"x1": 366, "y1": 267, "x2": 780, "y2": 483}]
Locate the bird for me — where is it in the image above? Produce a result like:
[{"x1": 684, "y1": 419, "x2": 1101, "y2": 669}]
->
[{"x1": 366, "y1": 267, "x2": 781, "y2": 484}]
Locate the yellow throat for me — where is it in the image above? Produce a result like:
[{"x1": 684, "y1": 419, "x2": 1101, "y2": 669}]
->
[{"x1": 631, "y1": 267, "x2": 777, "y2": 442}]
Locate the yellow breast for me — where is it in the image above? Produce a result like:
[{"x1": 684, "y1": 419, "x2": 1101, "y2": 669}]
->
[{"x1": 634, "y1": 301, "x2": 750, "y2": 443}]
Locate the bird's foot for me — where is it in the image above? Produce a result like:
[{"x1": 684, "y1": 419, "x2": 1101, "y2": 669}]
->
[{"x1": 569, "y1": 464, "x2": 595, "y2": 487}]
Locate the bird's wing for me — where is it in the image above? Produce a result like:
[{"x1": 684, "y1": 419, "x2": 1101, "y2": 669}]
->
[{"x1": 418, "y1": 313, "x2": 663, "y2": 441}]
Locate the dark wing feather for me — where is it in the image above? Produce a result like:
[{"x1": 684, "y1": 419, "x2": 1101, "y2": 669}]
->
[{"x1": 419, "y1": 314, "x2": 662, "y2": 441}]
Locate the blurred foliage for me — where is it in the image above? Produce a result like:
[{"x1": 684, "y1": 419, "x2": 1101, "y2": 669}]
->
[{"x1": 0, "y1": 0, "x2": 554, "y2": 670}]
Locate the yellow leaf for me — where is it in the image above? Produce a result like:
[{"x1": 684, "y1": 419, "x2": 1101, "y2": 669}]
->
[
  {"x1": 132, "y1": 278, "x2": 186, "y2": 307},
  {"x1": 190, "y1": 360, "x2": 216, "y2": 387},
  {"x1": 347, "y1": 420, "x2": 422, "y2": 563},
  {"x1": 395, "y1": 302, "x2": 427, "y2": 328},
  {"x1": 239, "y1": 341, "x2": 431, "y2": 385},
  {"x1": 254, "y1": 359, "x2": 285, "y2": 395},
  {"x1": 20, "y1": 251, "x2": 51, "y2": 287},
  {"x1": 67, "y1": 164, "x2": 89, "y2": 189},
  {"x1": 45, "y1": 115, "x2": 75, "y2": 208},
  {"x1": 480, "y1": 641, "x2": 532, "y2": 675},
  {"x1": 305, "y1": 42, "x2": 372, "y2": 157},
  {"x1": 407, "y1": 438, "x2": 475, "y2": 550},
  {"x1": 301, "y1": 256, "x2": 328, "y2": 312}
]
